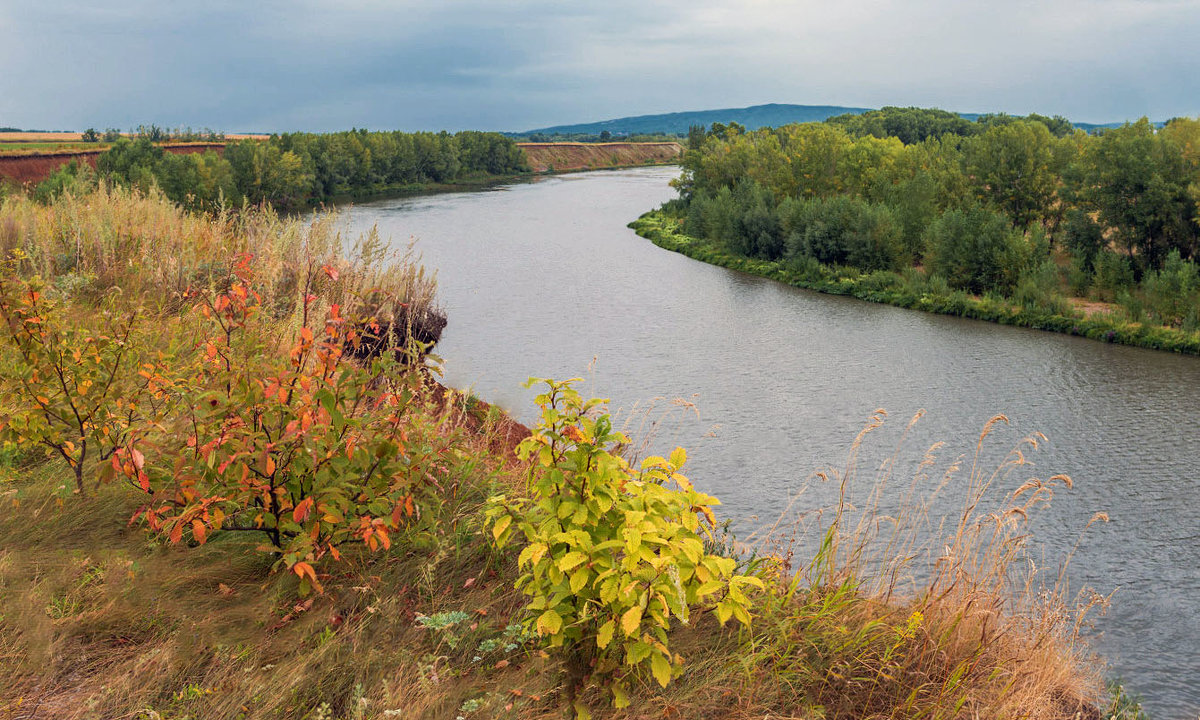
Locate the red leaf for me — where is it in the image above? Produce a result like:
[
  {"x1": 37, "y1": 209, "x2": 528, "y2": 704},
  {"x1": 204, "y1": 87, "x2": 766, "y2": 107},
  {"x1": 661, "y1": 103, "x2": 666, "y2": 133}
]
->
[
  {"x1": 322, "y1": 264, "x2": 339, "y2": 281},
  {"x1": 292, "y1": 561, "x2": 323, "y2": 593},
  {"x1": 293, "y1": 497, "x2": 314, "y2": 523}
]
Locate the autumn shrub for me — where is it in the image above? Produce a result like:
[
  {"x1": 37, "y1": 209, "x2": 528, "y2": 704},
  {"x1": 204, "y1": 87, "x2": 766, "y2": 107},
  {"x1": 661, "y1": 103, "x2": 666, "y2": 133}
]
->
[
  {"x1": 0, "y1": 272, "x2": 170, "y2": 496},
  {"x1": 112, "y1": 254, "x2": 464, "y2": 593},
  {"x1": 486, "y1": 378, "x2": 760, "y2": 718},
  {"x1": 0, "y1": 183, "x2": 459, "y2": 594}
]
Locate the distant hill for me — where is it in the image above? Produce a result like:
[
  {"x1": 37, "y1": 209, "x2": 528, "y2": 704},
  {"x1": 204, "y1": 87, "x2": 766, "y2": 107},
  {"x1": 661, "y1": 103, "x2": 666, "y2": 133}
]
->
[
  {"x1": 517, "y1": 104, "x2": 1166, "y2": 138},
  {"x1": 518, "y1": 103, "x2": 873, "y2": 137}
]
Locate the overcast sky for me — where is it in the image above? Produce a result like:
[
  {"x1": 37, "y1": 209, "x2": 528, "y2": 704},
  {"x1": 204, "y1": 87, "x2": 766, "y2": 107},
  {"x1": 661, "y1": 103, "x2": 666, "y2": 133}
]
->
[{"x1": 2, "y1": 0, "x2": 1198, "y2": 132}]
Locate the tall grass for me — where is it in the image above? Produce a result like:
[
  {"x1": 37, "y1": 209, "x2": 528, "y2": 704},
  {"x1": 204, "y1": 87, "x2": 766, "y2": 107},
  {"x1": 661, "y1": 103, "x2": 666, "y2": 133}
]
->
[
  {"x1": 719, "y1": 410, "x2": 1110, "y2": 719},
  {"x1": 0, "y1": 182, "x2": 440, "y2": 335}
]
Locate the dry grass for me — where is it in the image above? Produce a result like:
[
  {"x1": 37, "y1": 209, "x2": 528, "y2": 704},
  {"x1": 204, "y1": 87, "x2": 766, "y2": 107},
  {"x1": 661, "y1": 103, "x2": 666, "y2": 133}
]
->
[
  {"x1": 0, "y1": 133, "x2": 264, "y2": 144},
  {"x1": 0, "y1": 183, "x2": 440, "y2": 334},
  {"x1": 0, "y1": 447, "x2": 547, "y2": 720},
  {"x1": 0, "y1": 133, "x2": 87, "y2": 142},
  {"x1": 715, "y1": 410, "x2": 1112, "y2": 720}
]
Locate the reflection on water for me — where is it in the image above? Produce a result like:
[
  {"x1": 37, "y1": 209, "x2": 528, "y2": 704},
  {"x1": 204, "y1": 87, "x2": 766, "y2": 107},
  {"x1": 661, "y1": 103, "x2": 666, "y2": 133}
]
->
[{"x1": 344, "y1": 167, "x2": 1200, "y2": 718}]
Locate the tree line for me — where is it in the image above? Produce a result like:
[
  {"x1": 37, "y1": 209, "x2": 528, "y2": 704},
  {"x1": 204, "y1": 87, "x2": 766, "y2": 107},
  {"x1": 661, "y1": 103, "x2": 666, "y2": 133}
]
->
[
  {"x1": 39, "y1": 129, "x2": 529, "y2": 211},
  {"x1": 672, "y1": 111, "x2": 1200, "y2": 330}
]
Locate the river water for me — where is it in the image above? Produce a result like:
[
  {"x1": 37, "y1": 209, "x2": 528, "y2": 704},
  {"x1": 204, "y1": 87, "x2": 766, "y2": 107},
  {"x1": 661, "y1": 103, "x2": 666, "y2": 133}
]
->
[{"x1": 343, "y1": 167, "x2": 1200, "y2": 718}]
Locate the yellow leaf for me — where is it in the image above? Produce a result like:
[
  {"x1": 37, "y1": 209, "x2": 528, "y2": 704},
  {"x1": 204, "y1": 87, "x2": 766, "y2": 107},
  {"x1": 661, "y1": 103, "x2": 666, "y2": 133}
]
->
[
  {"x1": 557, "y1": 550, "x2": 587, "y2": 572},
  {"x1": 669, "y1": 446, "x2": 686, "y2": 468},
  {"x1": 536, "y1": 609, "x2": 562, "y2": 636},
  {"x1": 620, "y1": 605, "x2": 642, "y2": 637},
  {"x1": 528, "y1": 542, "x2": 548, "y2": 565},
  {"x1": 491, "y1": 515, "x2": 512, "y2": 542},
  {"x1": 596, "y1": 619, "x2": 615, "y2": 649}
]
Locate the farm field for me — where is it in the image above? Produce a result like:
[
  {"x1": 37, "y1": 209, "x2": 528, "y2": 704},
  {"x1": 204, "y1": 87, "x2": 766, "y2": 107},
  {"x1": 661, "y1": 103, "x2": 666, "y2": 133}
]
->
[{"x1": 0, "y1": 132, "x2": 268, "y2": 155}]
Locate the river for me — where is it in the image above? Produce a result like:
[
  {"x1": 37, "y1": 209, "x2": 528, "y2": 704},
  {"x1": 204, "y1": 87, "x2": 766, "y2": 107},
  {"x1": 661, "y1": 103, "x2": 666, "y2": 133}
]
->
[{"x1": 343, "y1": 167, "x2": 1200, "y2": 718}]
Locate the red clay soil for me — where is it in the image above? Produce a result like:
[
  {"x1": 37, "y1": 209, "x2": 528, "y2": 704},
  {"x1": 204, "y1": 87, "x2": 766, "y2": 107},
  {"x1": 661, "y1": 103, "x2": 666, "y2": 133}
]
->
[
  {"x1": 426, "y1": 379, "x2": 532, "y2": 467},
  {"x1": 518, "y1": 141, "x2": 682, "y2": 173},
  {"x1": 0, "y1": 143, "x2": 226, "y2": 186}
]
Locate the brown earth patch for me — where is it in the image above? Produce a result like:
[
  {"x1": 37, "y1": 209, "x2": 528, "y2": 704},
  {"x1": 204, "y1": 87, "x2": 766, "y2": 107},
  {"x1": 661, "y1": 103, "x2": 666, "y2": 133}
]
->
[
  {"x1": 518, "y1": 141, "x2": 682, "y2": 172},
  {"x1": 0, "y1": 143, "x2": 227, "y2": 186},
  {"x1": 1068, "y1": 297, "x2": 1118, "y2": 318}
]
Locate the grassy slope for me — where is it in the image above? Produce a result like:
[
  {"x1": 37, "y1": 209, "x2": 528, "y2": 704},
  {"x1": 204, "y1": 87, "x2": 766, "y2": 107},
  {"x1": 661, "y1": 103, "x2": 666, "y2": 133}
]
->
[
  {"x1": 0, "y1": 185, "x2": 1138, "y2": 720},
  {"x1": 630, "y1": 210, "x2": 1200, "y2": 356}
]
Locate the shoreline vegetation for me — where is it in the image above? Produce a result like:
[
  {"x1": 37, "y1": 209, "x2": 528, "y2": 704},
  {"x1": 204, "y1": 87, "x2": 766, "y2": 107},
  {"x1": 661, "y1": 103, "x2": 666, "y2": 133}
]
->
[
  {"x1": 631, "y1": 210, "x2": 1200, "y2": 355},
  {"x1": 643, "y1": 108, "x2": 1200, "y2": 358},
  {"x1": 0, "y1": 180, "x2": 1144, "y2": 719},
  {"x1": 0, "y1": 134, "x2": 683, "y2": 200}
]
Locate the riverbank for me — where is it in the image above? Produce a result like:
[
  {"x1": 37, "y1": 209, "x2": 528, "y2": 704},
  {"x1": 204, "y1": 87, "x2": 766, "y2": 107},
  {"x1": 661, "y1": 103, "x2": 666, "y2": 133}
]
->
[
  {"x1": 0, "y1": 143, "x2": 226, "y2": 185},
  {"x1": 517, "y1": 141, "x2": 682, "y2": 172},
  {"x1": 0, "y1": 139, "x2": 683, "y2": 189},
  {"x1": 631, "y1": 210, "x2": 1200, "y2": 356}
]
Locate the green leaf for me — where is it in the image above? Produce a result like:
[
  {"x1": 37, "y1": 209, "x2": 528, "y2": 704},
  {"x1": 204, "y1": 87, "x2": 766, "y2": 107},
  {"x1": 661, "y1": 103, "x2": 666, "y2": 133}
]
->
[
  {"x1": 611, "y1": 681, "x2": 630, "y2": 709},
  {"x1": 625, "y1": 640, "x2": 651, "y2": 665},
  {"x1": 650, "y1": 651, "x2": 672, "y2": 688},
  {"x1": 573, "y1": 700, "x2": 591, "y2": 720},
  {"x1": 536, "y1": 609, "x2": 562, "y2": 636},
  {"x1": 569, "y1": 569, "x2": 589, "y2": 594},
  {"x1": 599, "y1": 576, "x2": 618, "y2": 603}
]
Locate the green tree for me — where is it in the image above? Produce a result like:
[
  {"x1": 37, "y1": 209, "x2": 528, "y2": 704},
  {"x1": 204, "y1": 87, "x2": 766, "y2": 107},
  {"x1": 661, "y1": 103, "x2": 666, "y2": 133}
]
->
[
  {"x1": 95, "y1": 138, "x2": 164, "y2": 191},
  {"x1": 225, "y1": 140, "x2": 313, "y2": 207},
  {"x1": 963, "y1": 120, "x2": 1068, "y2": 230},
  {"x1": 1073, "y1": 119, "x2": 1197, "y2": 273},
  {"x1": 924, "y1": 204, "x2": 1026, "y2": 294}
]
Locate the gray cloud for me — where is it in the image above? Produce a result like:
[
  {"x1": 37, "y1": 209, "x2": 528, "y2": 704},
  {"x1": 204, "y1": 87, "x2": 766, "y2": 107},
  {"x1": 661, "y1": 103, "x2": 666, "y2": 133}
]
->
[{"x1": 1, "y1": 0, "x2": 1198, "y2": 131}]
